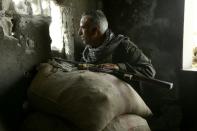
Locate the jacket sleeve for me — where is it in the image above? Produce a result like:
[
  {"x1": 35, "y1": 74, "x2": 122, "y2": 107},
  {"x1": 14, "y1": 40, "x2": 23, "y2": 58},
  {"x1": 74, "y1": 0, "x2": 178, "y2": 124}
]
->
[{"x1": 116, "y1": 40, "x2": 156, "y2": 78}]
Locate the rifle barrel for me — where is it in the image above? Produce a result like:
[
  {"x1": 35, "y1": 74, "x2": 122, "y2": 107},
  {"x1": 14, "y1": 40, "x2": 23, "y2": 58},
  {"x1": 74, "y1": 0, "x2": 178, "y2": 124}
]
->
[{"x1": 123, "y1": 74, "x2": 173, "y2": 90}]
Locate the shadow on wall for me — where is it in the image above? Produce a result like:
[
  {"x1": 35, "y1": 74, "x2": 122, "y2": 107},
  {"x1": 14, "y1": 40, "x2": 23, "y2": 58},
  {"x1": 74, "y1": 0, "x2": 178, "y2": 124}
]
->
[{"x1": 103, "y1": 0, "x2": 183, "y2": 130}]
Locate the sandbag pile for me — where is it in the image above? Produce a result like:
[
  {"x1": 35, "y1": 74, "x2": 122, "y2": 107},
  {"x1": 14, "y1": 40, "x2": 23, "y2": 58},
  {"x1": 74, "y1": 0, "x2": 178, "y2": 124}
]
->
[
  {"x1": 22, "y1": 112, "x2": 150, "y2": 131},
  {"x1": 25, "y1": 63, "x2": 152, "y2": 131}
]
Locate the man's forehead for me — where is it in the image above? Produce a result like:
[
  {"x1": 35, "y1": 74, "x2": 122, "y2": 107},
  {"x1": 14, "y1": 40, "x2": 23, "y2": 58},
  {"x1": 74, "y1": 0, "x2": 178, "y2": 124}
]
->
[{"x1": 80, "y1": 15, "x2": 92, "y2": 27}]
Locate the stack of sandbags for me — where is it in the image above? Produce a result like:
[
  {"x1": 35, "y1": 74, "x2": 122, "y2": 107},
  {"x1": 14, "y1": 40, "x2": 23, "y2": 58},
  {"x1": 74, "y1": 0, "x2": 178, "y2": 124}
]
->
[
  {"x1": 25, "y1": 63, "x2": 152, "y2": 131},
  {"x1": 22, "y1": 112, "x2": 150, "y2": 131}
]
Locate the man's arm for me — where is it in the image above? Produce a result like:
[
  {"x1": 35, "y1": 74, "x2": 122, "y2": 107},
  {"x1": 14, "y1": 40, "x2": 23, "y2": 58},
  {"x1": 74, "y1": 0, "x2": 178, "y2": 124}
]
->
[{"x1": 115, "y1": 40, "x2": 156, "y2": 78}]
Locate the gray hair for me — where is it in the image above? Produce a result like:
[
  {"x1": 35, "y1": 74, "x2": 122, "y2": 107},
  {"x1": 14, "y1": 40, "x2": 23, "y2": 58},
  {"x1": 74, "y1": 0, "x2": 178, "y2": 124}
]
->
[{"x1": 82, "y1": 10, "x2": 108, "y2": 34}]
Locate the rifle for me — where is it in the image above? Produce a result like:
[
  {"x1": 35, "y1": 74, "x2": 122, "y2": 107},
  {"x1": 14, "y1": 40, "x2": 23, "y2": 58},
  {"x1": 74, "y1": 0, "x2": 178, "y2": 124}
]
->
[
  {"x1": 90, "y1": 67, "x2": 172, "y2": 90},
  {"x1": 50, "y1": 57, "x2": 173, "y2": 90}
]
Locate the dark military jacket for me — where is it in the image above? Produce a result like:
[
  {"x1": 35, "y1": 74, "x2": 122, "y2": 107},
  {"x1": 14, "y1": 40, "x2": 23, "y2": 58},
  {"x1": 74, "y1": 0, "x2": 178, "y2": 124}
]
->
[{"x1": 81, "y1": 30, "x2": 156, "y2": 79}]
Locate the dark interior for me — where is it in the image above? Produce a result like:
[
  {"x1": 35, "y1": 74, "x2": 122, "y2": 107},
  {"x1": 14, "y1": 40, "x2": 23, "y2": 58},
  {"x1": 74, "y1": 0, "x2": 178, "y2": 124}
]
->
[{"x1": 1, "y1": 0, "x2": 196, "y2": 131}]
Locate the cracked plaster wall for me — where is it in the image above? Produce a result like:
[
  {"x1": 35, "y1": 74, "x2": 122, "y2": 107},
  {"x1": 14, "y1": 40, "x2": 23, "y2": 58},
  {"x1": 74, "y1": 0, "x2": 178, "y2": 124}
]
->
[
  {"x1": 0, "y1": 0, "x2": 102, "y2": 130},
  {"x1": 0, "y1": 0, "x2": 51, "y2": 130}
]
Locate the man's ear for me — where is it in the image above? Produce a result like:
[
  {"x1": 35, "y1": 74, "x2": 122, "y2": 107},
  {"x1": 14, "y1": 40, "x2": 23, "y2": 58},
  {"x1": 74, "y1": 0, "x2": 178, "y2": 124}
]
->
[{"x1": 91, "y1": 26, "x2": 98, "y2": 34}]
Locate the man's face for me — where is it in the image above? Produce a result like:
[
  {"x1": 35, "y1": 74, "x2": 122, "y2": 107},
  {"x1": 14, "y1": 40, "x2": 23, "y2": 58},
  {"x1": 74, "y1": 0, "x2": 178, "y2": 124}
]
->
[{"x1": 78, "y1": 16, "x2": 96, "y2": 46}]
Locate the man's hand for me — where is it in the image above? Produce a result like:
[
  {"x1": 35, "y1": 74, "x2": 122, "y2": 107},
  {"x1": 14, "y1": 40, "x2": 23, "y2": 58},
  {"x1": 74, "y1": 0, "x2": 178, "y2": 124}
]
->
[
  {"x1": 98, "y1": 63, "x2": 119, "y2": 70},
  {"x1": 78, "y1": 63, "x2": 95, "y2": 70}
]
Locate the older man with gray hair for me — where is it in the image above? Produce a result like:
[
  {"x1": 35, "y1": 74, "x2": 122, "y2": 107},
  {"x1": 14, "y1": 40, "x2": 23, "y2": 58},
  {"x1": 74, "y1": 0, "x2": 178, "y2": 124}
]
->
[{"x1": 78, "y1": 10, "x2": 156, "y2": 91}]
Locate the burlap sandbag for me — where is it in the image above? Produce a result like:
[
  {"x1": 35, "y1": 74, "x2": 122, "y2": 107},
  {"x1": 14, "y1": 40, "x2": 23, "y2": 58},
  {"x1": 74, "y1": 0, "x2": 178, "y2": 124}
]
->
[
  {"x1": 103, "y1": 114, "x2": 151, "y2": 131},
  {"x1": 28, "y1": 63, "x2": 152, "y2": 131},
  {"x1": 22, "y1": 113, "x2": 150, "y2": 131}
]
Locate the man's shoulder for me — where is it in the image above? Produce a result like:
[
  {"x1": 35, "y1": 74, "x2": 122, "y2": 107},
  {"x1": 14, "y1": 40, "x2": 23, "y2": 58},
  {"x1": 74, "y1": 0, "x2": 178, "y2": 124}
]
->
[{"x1": 116, "y1": 35, "x2": 137, "y2": 48}]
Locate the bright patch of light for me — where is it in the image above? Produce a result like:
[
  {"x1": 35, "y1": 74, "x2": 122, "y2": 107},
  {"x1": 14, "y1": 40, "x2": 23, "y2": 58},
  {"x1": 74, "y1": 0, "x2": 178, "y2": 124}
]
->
[
  {"x1": 49, "y1": 1, "x2": 63, "y2": 52},
  {"x1": 42, "y1": 0, "x2": 48, "y2": 10},
  {"x1": 13, "y1": 0, "x2": 40, "y2": 15},
  {"x1": 183, "y1": 0, "x2": 197, "y2": 70},
  {"x1": 64, "y1": 33, "x2": 70, "y2": 55},
  {"x1": 13, "y1": 0, "x2": 23, "y2": 5},
  {"x1": 31, "y1": 3, "x2": 40, "y2": 15},
  {"x1": 12, "y1": 0, "x2": 66, "y2": 54}
]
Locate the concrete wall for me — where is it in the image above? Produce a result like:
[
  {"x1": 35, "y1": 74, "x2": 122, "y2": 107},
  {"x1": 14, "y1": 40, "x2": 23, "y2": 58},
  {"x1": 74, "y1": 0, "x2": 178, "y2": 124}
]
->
[
  {"x1": 0, "y1": 0, "x2": 102, "y2": 130},
  {"x1": 0, "y1": 14, "x2": 51, "y2": 131},
  {"x1": 103, "y1": 0, "x2": 185, "y2": 130}
]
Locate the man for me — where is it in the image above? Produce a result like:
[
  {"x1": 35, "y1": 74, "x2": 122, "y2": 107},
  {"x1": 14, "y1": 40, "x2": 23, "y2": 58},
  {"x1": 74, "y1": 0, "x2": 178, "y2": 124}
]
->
[{"x1": 78, "y1": 10, "x2": 156, "y2": 89}]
